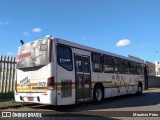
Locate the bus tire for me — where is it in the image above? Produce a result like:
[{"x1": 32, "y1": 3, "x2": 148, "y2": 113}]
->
[
  {"x1": 136, "y1": 83, "x2": 143, "y2": 95},
  {"x1": 93, "y1": 85, "x2": 104, "y2": 104}
]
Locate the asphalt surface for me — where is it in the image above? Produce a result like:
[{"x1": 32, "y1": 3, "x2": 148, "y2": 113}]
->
[{"x1": 0, "y1": 89, "x2": 160, "y2": 120}]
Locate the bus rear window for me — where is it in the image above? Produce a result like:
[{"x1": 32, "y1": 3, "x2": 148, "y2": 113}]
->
[{"x1": 17, "y1": 39, "x2": 49, "y2": 69}]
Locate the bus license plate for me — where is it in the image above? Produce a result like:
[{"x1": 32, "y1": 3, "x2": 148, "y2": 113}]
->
[{"x1": 27, "y1": 97, "x2": 34, "y2": 101}]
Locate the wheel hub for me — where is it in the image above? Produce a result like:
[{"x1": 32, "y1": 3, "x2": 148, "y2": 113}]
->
[{"x1": 96, "y1": 89, "x2": 102, "y2": 101}]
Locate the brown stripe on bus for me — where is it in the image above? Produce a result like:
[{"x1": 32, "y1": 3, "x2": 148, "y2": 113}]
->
[{"x1": 55, "y1": 82, "x2": 76, "y2": 86}]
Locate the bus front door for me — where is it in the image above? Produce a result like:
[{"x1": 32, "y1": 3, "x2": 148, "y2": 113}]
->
[
  {"x1": 144, "y1": 66, "x2": 149, "y2": 90},
  {"x1": 75, "y1": 54, "x2": 91, "y2": 102}
]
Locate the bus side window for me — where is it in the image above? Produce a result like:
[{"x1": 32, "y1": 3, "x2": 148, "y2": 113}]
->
[
  {"x1": 114, "y1": 58, "x2": 123, "y2": 74},
  {"x1": 91, "y1": 53, "x2": 102, "y2": 72},
  {"x1": 137, "y1": 64, "x2": 143, "y2": 75},
  {"x1": 134, "y1": 63, "x2": 138, "y2": 74},
  {"x1": 103, "y1": 55, "x2": 114, "y2": 73},
  {"x1": 123, "y1": 60, "x2": 130, "y2": 74},
  {"x1": 141, "y1": 64, "x2": 145, "y2": 75},
  {"x1": 130, "y1": 62, "x2": 138, "y2": 75},
  {"x1": 130, "y1": 62, "x2": 134, "y2": 74},
  {"x1": 75, "y1": 55, "x2": 82, "y2": 72},
  {"x1": 57, "y1": 45, "x2": 73, "y2": 71},
  {"x1": 83, "y1": 57, "x2": 90, "y2": 73}
]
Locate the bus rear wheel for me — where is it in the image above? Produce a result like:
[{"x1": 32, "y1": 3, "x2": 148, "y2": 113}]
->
[
  {"x1": 136, "y1": 83, "x2": 143, "y2": 95},
  {"x1": 93, "y1": 85, "x2": 104, "y2": 103}
]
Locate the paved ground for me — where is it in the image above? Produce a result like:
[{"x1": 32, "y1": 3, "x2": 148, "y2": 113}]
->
[{"x1": 0, "y1": 89, "x2": 160, "y2": 120}]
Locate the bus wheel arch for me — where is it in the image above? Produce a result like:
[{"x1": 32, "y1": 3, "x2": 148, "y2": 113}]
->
[
  {"x1": 93, "y1": 83, "x2": 104, "y2": 103},
  {"x1": 136, "y1": 81, "x2": 143, "y2": 95}
]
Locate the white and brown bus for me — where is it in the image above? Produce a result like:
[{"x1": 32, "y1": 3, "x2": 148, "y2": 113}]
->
[{"x1": 15, "y1": 35, "x2": 148, "y2": 105}]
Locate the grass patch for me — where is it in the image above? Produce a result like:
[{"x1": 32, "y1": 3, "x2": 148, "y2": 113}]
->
[
  {"x1": 0, "y1": 92, "x2": 14, "y2": 99},
  {"x1": 0, "y1": 101, "x2": 18, "y2": 107}
]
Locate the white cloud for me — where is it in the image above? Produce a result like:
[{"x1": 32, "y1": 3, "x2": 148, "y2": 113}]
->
[
  {"x1": 32, "y1": 27, "x2": 42, "y2": 33},
  {"x1": 116, "y1": 39, "x2": 131, "y2": 47},
  {"x1": 0, "y1": 21, "x2": 9, "y2": 26}
]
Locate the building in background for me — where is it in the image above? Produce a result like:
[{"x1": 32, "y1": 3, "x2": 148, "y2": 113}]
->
[
  {"x1": 145, "y1": 61, "x2": 156, "y2": 76},
  {"x1": 155, "y1": 61, "x2": 160, "y2": 76}
]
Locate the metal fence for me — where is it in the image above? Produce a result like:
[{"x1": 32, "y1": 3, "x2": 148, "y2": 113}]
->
[
  {"x1": 0, "y1": 56, "x2": 16, "y2": 93},
  {"x1": 148, "y1": 76, "x2": 160, "y2": 88}
]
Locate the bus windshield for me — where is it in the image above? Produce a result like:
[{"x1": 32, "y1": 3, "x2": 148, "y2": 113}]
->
[{"x1": 17, "y1": 38, "x2": 50, "y2": 69}]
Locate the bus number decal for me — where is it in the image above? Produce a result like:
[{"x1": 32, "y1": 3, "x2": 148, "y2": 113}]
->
[{"x1": 38, "y1": 82, "x2": 46, "y2": 87}]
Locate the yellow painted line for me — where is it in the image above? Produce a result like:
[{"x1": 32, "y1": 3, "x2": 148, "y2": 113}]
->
[
  {"x1": 17, "y1": 90, "x2": 47, "y2": 93},
  {"x1": 17, "y1": 83, "x2": 38, "y2": 87},
  {"x1": 16, "y1": 86, "x2": 76, "y2": 91},
  {"x1": 17, "y1": 87, "x2": 30, "y2": 91},
  {"x1": 28, "y1": 83, "x2": 38, "y2": 86},
  {"x1": 17, "y1": 87, "x2": 47, "y2": 91}
]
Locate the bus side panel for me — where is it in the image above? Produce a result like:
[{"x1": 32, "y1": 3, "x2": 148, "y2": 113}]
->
[
  {"x1": 124, "y1": 74, "x2": 136, "y2": 93},
  {"x1": 99, "y1": 73, "x2": 140, "y2": 98},
  {"x1": 98, "y1": 73, "x2": 112, "y2": 98},
  {"x1": 111, "y1": 74, "x2": 125, "y2": 97},
  {"x1": 56, "y1": 67, "x2": 75, "y2": 105}
]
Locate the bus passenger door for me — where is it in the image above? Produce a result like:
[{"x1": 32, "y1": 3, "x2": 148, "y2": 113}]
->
[{"x1": 75, "y1": 54, "x2": 91, "y2": 102}]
